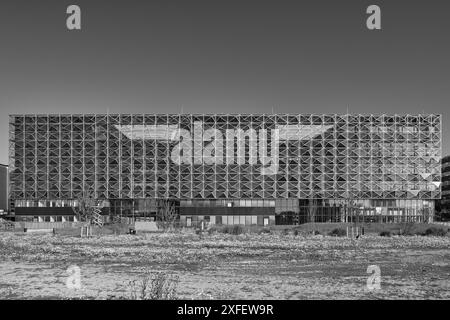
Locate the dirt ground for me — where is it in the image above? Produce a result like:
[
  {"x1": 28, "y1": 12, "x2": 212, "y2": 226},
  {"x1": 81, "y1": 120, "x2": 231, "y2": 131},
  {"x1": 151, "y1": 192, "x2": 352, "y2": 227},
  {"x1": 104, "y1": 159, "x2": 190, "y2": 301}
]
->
[{"x1": 0, "y1": 231, "x2": 449, "y2": 300}]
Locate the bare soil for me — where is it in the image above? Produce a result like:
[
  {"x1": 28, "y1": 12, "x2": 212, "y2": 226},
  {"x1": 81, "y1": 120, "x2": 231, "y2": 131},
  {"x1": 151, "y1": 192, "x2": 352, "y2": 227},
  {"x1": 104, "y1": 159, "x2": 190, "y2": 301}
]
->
[{"x1": 0, "y1": 231, "x2": 449, "y2": 299}]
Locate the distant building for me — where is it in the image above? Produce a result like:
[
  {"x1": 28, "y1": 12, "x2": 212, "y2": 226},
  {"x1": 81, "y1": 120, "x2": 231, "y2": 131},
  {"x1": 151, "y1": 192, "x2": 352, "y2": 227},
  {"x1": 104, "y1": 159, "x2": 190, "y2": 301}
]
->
[
  {"x1": 436, "y1": 155, "x2": 450, "y2": 221},
  {"x1": 0, "y1": 164, "x2": 8, "y2": 214}
]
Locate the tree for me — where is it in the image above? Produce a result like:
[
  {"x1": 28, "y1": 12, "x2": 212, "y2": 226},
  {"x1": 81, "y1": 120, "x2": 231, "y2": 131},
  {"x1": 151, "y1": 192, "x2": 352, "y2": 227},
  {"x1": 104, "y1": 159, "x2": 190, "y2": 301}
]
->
[
  {"x1": 156, "y1": 199, "x2": 178, "y2": 230},
  {"x1": 72, "y1": 192, "x2": 104, "y2": 227},
  {"x1": 308, "y1": 197, "x2": 317, "y2": 223}
]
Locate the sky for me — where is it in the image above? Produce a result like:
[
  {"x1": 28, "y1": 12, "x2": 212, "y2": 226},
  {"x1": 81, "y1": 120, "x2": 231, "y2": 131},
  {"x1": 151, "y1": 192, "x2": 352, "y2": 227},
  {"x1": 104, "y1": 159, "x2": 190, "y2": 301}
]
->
[{"x1": 0, "y1": 0, "x2": 449, "y2": 164}]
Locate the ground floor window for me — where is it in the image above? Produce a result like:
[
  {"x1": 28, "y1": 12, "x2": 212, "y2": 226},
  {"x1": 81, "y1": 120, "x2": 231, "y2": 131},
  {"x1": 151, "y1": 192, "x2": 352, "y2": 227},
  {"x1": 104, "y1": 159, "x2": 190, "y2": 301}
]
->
[
  {"x1": 181, "y1": 215, "x2": 273, "y2": 227},
  {"x1": 16, "y1": 215, "x2": 76, "y2": 223},
  {"x1": 186, "y1": 217, "x2": 192, "y2": 227}
]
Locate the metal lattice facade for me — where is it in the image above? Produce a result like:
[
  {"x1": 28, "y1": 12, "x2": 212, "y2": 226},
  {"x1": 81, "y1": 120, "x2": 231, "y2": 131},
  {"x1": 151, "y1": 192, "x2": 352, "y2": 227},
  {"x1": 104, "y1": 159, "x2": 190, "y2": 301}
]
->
[{"x1": 9, "y1": 114, "x2": 441, "y2": 204}]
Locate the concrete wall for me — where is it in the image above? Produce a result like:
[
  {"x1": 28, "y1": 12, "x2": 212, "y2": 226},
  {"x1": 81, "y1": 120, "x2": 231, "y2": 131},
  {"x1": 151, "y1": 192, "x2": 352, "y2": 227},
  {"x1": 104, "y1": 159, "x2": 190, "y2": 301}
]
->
[
  {"x1": 135, "y1": 221, "x2": 159, "y2": 232},
  {"x1": 15, "y1": 221, "x2": 83, "y2": 229}
]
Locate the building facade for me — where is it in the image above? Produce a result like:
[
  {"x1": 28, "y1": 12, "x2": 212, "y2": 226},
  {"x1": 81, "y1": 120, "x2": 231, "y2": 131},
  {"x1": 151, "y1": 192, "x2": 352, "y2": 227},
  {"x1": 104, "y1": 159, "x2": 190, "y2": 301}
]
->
[
  {"x1": 9, "y1": 114, "x2": 442, "y2": 226},
  {"x1": 435, "y1": 155, "x2": 450, "y2": 221},
  {"x1": 0, "y1": 164, "x2": 8, "y2": 214}
]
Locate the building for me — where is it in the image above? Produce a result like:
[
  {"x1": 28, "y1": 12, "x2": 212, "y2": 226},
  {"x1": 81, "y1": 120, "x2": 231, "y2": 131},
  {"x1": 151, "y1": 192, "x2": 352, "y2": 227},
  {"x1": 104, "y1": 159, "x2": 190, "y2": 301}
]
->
[
  {"x1": 0, "y1": 164, "x2": 8, "y2": 214},
  {"x1": 8, "y1": 114, "x2": 442, "y2": 226},
  {"x1": 435, "y1": 155, "x2": 450, "y2": 221}
]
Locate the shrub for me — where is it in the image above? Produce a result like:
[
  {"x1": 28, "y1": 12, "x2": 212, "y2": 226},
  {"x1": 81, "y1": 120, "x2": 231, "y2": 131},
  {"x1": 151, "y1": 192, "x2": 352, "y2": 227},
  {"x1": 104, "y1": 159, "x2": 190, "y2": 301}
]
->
[
  {"x1": 293, "y1": 230, "x2": 299, "y2": 236},
  {"x1": 129, "y1": 272, "x2": 179, "y2": 300},
  {"x1": 258, "y1": 228, "x2": 271, "y2": 234},
  {"x1": 379, "y1": 231, "x2": 391, "y2": 237},
  {"x1": 423, "y1": 227, "x2": 447, "y2": 237},
  {"x1": 223, "y1": 225, "x2": 244, "y2": 235},
  {"x1": 312, "y1": 230, "x2": 321, "y2": 235},
  {"x1": 328, "y1": 228, "x2": 346, "y2": 237},
  {"x1": 401, "y1": 222, "x2": 416, "y2": 236}
]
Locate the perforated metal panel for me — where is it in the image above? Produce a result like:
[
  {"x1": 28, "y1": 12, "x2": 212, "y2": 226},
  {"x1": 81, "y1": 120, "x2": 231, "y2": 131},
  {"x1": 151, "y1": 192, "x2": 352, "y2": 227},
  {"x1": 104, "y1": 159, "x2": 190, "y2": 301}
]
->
[{"x1": 8, "y1": 114, "x2": 442, "y2": 201}]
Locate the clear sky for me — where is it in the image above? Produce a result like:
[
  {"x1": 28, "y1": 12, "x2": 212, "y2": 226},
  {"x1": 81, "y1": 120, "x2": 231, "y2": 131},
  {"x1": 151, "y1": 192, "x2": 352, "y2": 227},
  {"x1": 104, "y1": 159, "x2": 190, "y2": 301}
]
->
[{"x1": 0, "y1": 0, "x2": 449, "y2": 164}]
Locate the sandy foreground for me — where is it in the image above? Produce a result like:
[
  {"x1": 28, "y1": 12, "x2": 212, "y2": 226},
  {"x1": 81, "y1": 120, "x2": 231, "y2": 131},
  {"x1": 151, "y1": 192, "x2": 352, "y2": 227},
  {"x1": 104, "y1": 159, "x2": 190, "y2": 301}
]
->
[{"x1": 0, "y1": 232, "x2": 449, "y2": 299}]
